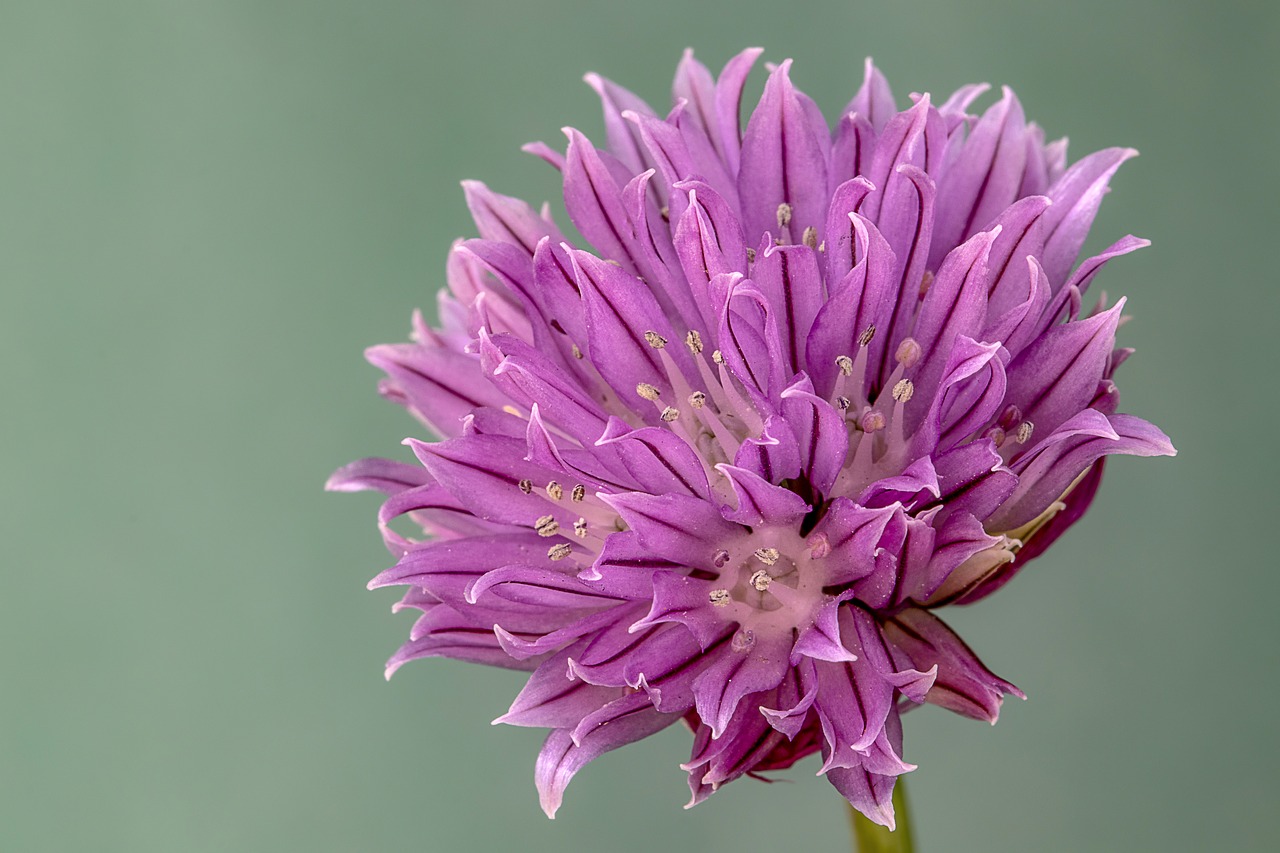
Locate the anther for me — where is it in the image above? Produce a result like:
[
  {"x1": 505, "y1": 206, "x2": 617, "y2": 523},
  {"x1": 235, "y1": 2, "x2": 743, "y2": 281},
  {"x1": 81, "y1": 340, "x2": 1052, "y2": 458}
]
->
[
  {"x1": 688, "y1": 391, "x2": 707, "y2": 409},
  {"x1": 644, "y1": 330, "x2": 667, "y2": 349},
  {"x1": 999, "y1": 405, "x2": 1022, "y2": 430},
  {"x1": 636, "y1": 382, "x2": 661, "y2": 401},
  {"x1": 547, "y1": 480, "x2": 563, "y2": 501},
  {"x1": 709, "y1": 588, "x2": 731, "y2": 607},
  {"x1": 711, "y1": 350, "x2": 725, "y2": 365},
  {"x1": 860, "y1": 410, "x2": 887, "y2": 433},
  {"x1": 817, "y1": 240, "x2": 826, "y2": 253},
  {"x1": 571, "y1": 344, "x2": 583, "y2": 359},
  {"x1": 836, "y1": 395, "x2": 851, "y2": 411},
  {"x1": 547, "y1": 543, "x2": 572, "y2": 561},
  {"x1": 712, "y1": 549, "x2": 731, "y2": 568},
  {"x1": 660, "y1": 205, "x2": 670, "y2": 222},
  {"x1": 984, "y1": 425, "x2": 1007, "y2": 447},
  {"x1": 892, "y1": 378, "x2": 915, "y2": 404},
  {"x1": 731, "y1": 627, "x2": 756, "y2": 652},
  {"x1": 835, "y1": 354, "x2": 854, "y2": 377},
  {"x1": 802, "y1": 226, "x2": 818, "y2": 249},
  {"x1": 1016, "y1": 421, "x2": 1035, "y2": 444},
  {"x1": 534, "y1": 515, "x2": 559, "y2": 537},
  {"x1": 573, "y1": 517, "x2": 588, "y2": 538},
  {"x1": 660, "y1": 406, "x2": 680, "y2": 422},
  {"x1": 750, "y1": 569, "x2": 773, "y2": 591},
  {"x1": 919, "y1": 270, "x2": 934, "y2": 298},
  {"x1": 685, "y1": 330, "x2": 704, "y2": 354},
  {"x1": 776, "y1": 202, "x2": 793, "y2": 228},
  {"x1": 745, "y1": 247, "x2": 756, "y2": 263},
  {"x1": 570, "y1": 484, "x2": 586, "y2": 502},
  {"x1": 518, "y1": 479, "x2": 533, "y2": 494},
  {"x1": 858, "y1": 325, "x2": 876, "y2": 347},
  {"x1": 754, "y1": 547, "x2": 780, "y2": 566},
  {"x1": 895, "y1": 337, "x2": 922, "y2": 369}
]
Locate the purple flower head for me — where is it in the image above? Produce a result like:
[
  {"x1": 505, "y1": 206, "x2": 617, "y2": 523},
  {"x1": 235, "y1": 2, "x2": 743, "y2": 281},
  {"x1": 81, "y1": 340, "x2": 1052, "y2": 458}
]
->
[{"x1": 330, "y1": 50, "x2": 1175, "y2": 828}]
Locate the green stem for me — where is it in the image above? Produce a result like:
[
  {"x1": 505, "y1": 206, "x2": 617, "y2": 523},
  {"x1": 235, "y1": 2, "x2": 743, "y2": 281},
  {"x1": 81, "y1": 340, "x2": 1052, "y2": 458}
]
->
[{"x1": 848, "y1": 779, "x2": 914, "y2": 852}]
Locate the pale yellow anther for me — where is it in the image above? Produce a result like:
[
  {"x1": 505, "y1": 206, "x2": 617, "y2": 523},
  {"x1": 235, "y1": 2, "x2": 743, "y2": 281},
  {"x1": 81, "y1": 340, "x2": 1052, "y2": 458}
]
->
[
  {"x1": 745, "y1": 247, "x2": 756, "y2": 263},
  {"x1": 571, "y1": 343, "x2": 583, "y2": 359},
  {"x1": 573, "y1": 518, "x2": 588, "y2": 539},
  {"x1": 644, "y1": 330, "x2": 668, "y2": 349},
  {"x1": 660, "y1": 205, "x2": 670, "y2": 222},
  {"x1": 534, "y1": 515, "x2": 559, "y2": 537},
  {"x1": 547, "y1": 480, "x2": 564, "y2": 501},
  {"x1": 750, "y1": 569, "x2": 773, "y2": 591},
  {"x1": 859, "y1": 325, "x2": 876, "y2": 347},
  {"x1": 836, "y1": 355, "x2": 854, "y2": 376},
  {"x1": 660, "y1": 406, "x2": 680, "y2": 422},
  {"x1": 547, "y1": 543, "x2": 572, "y2": 561},
  {"x1": 776, "y1": 202, "x2": 793, "y2": 228},
  {"x1": 570, "y1": 484, "x2": 586, "y2": 502},
  {"x1": 895, "y1": 337, "x2": 922, "y2": 369},
  {"x1": 892, "y1": 378, "x2": 915, "y2": 404},
  {"x1": 712, "y1": 350, "x2": 726, "y2": 365},
  {"x1": 636, "y1": 382, "x2": 661, "y2": 401},
  {"x1": 518, "y1": 479, "x2": 533, "y2": 494},
  {"x1": 919, "y1": 269, "x2": 935, "y2": 297},
  {"x1": 1016, "y1": 421, "x2": 1035, "y2": 444},
  {"x1": 802, "y1": 226, "x2": 818, "y2": 249},
  {"x1": 689, "y1": 391, "x2": 707, "y2": 409},
  {"x1": 754, "y1": 547, "x2": 780, "y2": 566},
  {"x1": 709, "y1": 588, "x2": 731, "y2": 607},
  {"x1": 685, "y1": 330, "x2": 704, "y2": 354},
  {"x1": 836, "y1": 395, "x2": 851, "y2": 411}
]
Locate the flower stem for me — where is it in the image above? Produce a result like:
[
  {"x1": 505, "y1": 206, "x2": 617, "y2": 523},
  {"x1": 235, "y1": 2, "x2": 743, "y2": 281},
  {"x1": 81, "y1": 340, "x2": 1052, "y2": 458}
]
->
[{"x1": 848, "y1": 780, "x2": 914, "y2": 852}]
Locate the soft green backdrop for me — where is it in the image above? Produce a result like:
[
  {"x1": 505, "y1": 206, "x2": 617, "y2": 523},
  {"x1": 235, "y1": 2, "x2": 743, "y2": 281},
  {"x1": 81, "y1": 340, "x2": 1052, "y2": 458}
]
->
[{"x1": 3, "y1": 1, "x2": 1275, "y2": 851}]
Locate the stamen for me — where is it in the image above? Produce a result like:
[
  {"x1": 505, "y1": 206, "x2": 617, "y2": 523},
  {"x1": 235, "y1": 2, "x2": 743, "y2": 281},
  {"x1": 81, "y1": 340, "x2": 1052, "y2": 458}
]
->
[
  {"x1": 776, "y1": 202, "x2": 793, "y2": 229},
  {"x1": 711, "y1": 350, "x2": 726, "y2": 366},
  {"x1": 895, "y1": 337, "x2": 922, "y2": 369},
  {"x1": 659, "y1": 205, "x2": 670, "y2": 222},
  {"x1": 860, "y1": 410, "x2": 886, "y2": 433},
  {"x1": 836, "y1": 354, "x2": 855, "y2": 376},
  {"x1": 750, "y1": 569, "x2": 772, "y2": 591},
  {"x1": 999, "y1": 405, "x2": 1022, "y2": 430},
  {"x1": 636, "y1": 382, "x2": 661, "y2": 401},
  {"x1": 745, "y1": 247, "x2": 756, "y2": 263},
  {"x1": 1016, "y1": 421, "x2": 1035, "y2": 444},
  {"x1": 754, "y1": 547, "x2": 780, "y2": 566},
  {"x1": 919, "y1": 269, "x2": 935, "y2": 297},
  {"x1": 836, "y1": 395, "x2": 851, "y2": 411},
  {"x1": 808, "y1": 532, "x2": 831, "y2": 560},
  {"x1": 731, "y1": 627, "x2": 756, "y2": 652},
  {"x1": 802, "y1": 226, "x2": 818, "y2": 249},
  {"x1": 571, "y1": 343, "x2": 583, "y2": 359},
  {"x1": 685, "y1": 330, "x2": 704, "y2": 354},
  {"x1": 709, "y1": 588, "x2": 731, "y2": 607},
  {"x1": 688, "y1": 391, "x2": 707, "y2": 409},
  {"x1": 570, "y1": 484, "x2": 586, "y2": 502},
  {"x1": 817, "y1": 240, "x2": 826, "y2": 253},
  {"x1": 534, "y1": 515, "x2": 560, "y2": 537},
  {"x1": 547, "y1": 480, "x2": 563, "y2": 501},
  {"x1": 660, "y1": 406, "x2": 680, "y2": 422},
  {"x1": 644, "y1": 330, "x2": 667, "y2": 349},
  {"x1": 891, "y1": 378, "x2": 915, "y2": 404},
  {"x1": 858, "y1": 325, "x2": 876, "y2": 347},
  {"x1": 712, "y1": 549, "x2": 731, "y2": 568},
  {"x1": 547, "y1": 543, "x2": 572, "y2": 561},
  {"x1": 518, "y1": 479, "x2": 533, "y2": 494},
  {"x1": 573, "y1": 517, "x2": 588, "y2": 538},
  {"x1": 984, "y1": 425, "x2": 1007, "y2": 447}
]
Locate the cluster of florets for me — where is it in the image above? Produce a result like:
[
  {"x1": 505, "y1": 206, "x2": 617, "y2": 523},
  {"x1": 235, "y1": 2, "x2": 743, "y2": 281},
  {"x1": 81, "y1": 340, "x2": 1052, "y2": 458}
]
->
[{"x1": 330, "y1": 50, "x2": 1174, "y2": 828}]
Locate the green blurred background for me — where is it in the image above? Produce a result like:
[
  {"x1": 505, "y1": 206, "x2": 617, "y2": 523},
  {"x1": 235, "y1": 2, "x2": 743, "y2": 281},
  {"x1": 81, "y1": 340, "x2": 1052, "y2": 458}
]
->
[{"x1": 3, "y1": 1, "x2": 1276, "y2": 850}]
